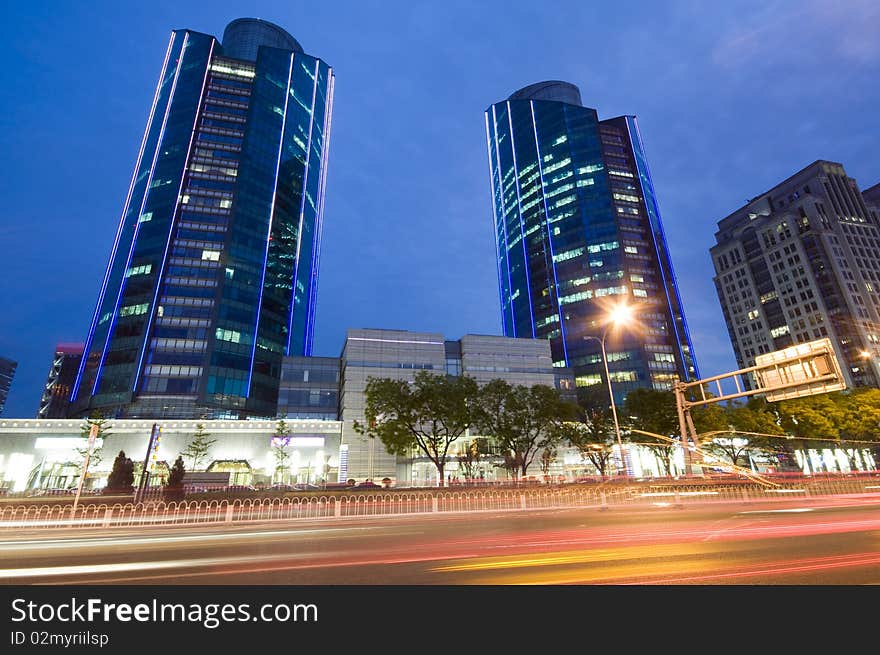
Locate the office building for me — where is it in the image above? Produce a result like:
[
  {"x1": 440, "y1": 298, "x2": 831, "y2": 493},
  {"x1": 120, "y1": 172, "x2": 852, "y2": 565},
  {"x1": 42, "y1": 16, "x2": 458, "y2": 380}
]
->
[
  {"x1": 37, "y1": 344, "x2": 85, "y2": 419},
  {"x1": 864, "y1": 182, "x2": 880, "y2": 216},
  {"x1": 278, "y1": 355, "x2": 340, "y2": 420},
  {"x1": 484, "y1": 81, "x2": 697, "y2": 404},
  {"x1": 70, "y1": 18, "x2": 334, "y2": 420},
  {"x1": 338, "y1": 328, "x2": 573, "y2": 483},
  {"x1": 0, "y1": 357, "x2": 16, "y2": 417},
  {"x1": 711, "y1": 160, "x2": 880, "y2": 387}
]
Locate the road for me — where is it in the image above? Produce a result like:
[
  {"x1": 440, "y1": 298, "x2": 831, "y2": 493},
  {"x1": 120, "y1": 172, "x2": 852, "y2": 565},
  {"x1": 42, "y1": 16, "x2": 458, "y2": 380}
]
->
[{"x1": 3, "y1": 495, "x2": 880, "y2": 584}]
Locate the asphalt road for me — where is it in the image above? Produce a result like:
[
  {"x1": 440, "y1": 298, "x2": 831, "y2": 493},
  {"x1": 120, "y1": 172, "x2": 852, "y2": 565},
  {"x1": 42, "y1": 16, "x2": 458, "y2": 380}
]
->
[{"x1": 3, "y1": 495, "x2": 880, "y2": 584}]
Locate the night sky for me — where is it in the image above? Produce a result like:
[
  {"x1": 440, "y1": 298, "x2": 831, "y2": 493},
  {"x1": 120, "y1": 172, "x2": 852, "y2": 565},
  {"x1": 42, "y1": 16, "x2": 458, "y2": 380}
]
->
[{"x1": 1, "y1": 0, "x2": 878, "y2": 417}]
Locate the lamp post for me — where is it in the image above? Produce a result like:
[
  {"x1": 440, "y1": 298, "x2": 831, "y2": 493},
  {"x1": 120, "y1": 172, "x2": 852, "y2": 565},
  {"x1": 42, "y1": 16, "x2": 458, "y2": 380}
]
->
[{"x1": 584, "y1": 304, "x2": 633, "y2": 477}]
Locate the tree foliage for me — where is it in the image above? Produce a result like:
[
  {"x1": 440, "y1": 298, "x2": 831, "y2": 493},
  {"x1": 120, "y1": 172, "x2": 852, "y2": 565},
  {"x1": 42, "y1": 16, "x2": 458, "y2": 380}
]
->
[
  {"x1": 77, "y1": 412, "x2": 110, "y2": 471},
  {"x1": 105, "y1": 450, "x2": 134, "y2": 493},
  {"x1": 455, "y1": 440, "x2": 483, "y2": 481},
  {"x1": 561, "y1": 406, "x2": 617, "y2": 478},
  {"x1": 167, "y1": 456, "x2": 186, "y2": 487},
  {"x1": 623, "y1": 388, "x2": 679, "y2": 475},
  {"x1": 354, "y1": 372, "x2": 480, "y2": 487},
  {"x1": 164, "y1": 456, "x2": 186, "y2": 502},
  {"x1": 181, "y1": 423, "x2": 216, "y2": 471},
  {"x1": 471, "y1": 380, "x2": 577, "y2": 478}
]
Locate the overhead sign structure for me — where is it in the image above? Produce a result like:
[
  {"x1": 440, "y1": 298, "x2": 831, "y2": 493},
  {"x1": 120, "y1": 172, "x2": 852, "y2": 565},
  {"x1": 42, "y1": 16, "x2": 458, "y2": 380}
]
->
[
  {"x1": 753, "y1": 338, "x2": 846, "y2": 402},
  {"x1": 672, "y1": 337, "x2": 846, "y2": 475}
]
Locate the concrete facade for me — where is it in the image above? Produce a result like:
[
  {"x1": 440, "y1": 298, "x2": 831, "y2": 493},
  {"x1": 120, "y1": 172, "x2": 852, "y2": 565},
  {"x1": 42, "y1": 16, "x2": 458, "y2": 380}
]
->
[{"x1": 711, "y1": 161, "x2": 880, "y2": 388}]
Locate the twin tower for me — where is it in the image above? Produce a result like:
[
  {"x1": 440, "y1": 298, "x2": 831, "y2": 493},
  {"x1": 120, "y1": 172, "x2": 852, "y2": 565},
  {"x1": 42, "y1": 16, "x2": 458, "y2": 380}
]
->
[{"x1": 72, "y1": 20, "x2": 697, "y2": 420}]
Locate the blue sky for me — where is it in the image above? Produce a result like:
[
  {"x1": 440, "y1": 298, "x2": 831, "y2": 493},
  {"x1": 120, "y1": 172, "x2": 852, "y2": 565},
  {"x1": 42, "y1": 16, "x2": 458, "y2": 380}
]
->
[{"x1": 1, "y1": 0, "x2": 878, "y2": 416}]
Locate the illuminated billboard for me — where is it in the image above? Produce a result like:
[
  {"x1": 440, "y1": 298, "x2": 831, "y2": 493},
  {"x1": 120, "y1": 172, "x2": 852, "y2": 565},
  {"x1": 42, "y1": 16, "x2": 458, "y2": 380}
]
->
[{"x1": 753, "y1": 338, "x2": 846, "y2": 402}]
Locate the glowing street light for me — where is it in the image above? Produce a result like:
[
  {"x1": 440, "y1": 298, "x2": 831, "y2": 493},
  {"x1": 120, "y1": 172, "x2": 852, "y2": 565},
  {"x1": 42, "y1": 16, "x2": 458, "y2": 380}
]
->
[{"x1": 584, "y1": 302, "x2": 634, "y2": 477}]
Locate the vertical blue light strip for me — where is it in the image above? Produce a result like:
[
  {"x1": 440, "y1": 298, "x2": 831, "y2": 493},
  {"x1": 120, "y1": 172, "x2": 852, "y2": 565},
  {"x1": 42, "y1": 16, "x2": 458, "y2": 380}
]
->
[
  {"x1": 625, "y1": 116, "x2": 699, "y2": 380},
  {"x1": 530, "y1": 101, "x2": 569, "y2": 364},
  {"x1": 72, "y1": 32, "x2": 178, "y2": 402},
  {"x1": 491, "y1": 105, "x2": 517, "y2": 337},
  {"x1": 305, "y1": 69, "x2": 334, "y2": 356},
  {"x1": 133, "y1": 38, "x2": 217, "y2": 393},
  {"x1": 247, "y1": 52, "x2": 296, "y2": 395},
  {"x1": 287, "y1": 58, "x2": 320, "y2": 355},
  {"x1": 484, "y1": 111, "x2": 507, "y2": 335},
  {"x1": 506, "y1": 102, "x2": 537, "y2": 338},
  {"x1": 93, "y1": 32, "x2": 192, "y2": 396}
]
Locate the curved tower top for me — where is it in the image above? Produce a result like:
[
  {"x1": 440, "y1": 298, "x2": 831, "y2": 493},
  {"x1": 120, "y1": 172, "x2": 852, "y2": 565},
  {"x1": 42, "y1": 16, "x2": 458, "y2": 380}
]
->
[
  {"x1": 222, "y1": 18, "x2": 303, "y2": 60},
  {"x1": 508, "y1": 80, "x2": 582, "y2": 106}
]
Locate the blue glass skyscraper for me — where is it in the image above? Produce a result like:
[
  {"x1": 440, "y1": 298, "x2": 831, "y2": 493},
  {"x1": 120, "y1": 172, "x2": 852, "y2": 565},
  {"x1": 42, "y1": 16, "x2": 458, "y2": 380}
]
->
[
  {"x1": 485, "y1": 81, "x2": 697, "y2": 402},
  {"x1": 71, "y1": 18, "x2": 334, "y2": 419}
]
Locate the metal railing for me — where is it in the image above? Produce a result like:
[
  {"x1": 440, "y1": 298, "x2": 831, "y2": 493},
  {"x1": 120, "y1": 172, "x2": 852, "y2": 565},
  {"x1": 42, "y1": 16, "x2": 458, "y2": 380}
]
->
[{"x1": 1, "y1": 479, "x2": 878, "y2": 530}]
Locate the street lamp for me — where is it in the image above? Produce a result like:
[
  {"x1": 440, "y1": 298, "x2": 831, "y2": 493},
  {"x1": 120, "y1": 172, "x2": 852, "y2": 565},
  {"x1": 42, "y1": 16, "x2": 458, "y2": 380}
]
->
[{"x1": 584, "y1": 303, "x2": 633, "y2": 477}]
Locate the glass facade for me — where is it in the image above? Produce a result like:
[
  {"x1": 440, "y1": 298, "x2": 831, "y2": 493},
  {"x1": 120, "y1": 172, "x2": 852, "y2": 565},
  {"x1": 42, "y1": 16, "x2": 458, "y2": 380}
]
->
[
  {"x1": 37, "y1": 344, "x2": 84, "y2": 419},
  {"x1": 71, "y1": 20, "x2": 334, "y2": 419},
  {"x1": 485, "y1": 82, "x2": 697, "y2": 403},
  {"x1": 278, "y1": 356, "x2": 340, "y2": 420},
  {"x1": 0, "y1": 356, "x2": 16, "y2": 417}
]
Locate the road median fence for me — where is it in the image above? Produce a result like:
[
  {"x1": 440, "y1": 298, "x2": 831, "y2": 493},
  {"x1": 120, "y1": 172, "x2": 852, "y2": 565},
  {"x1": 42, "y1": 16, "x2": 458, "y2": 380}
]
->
[{"x1": 1, "y1": 478, "x2": 878, "y2": 530}]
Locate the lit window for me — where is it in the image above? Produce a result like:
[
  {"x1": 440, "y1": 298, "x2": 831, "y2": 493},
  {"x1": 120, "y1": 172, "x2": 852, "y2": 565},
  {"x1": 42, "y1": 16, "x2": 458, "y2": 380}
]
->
[
  {"x1": 770, "y1": 325, "x2": 790, "y2": 338},
  {"x1": 210, "y1": 63, "x2": 255, "y2": 78},
  {"x1": 202, "y1": 250, "x2": 221, "y2": 261},
  {"x1": 553, "y1": 247, "x2": 584, "y2": 263},
  {"x1": 587, "y1": 241, "x2": 619, "y2": 254},
  {"x1": 125, "y1": 264, "x2": 152, "y2": 277},
  {"x1": 119, "y1": 303, "x2": 149, "y2": 317}
]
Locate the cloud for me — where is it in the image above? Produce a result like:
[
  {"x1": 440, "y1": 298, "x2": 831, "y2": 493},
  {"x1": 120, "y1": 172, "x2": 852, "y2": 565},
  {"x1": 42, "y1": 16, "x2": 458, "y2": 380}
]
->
[{"x1": 712, "y1": 0, "x2": 880, "y2": 69}]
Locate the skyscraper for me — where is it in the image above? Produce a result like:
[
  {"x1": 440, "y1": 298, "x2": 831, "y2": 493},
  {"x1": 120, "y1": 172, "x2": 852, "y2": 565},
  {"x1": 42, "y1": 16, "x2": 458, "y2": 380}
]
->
[
  {"x1": 711, "y1": 160, "x2": 880, "y2": 388},
  {"x1": 71, "y1": 18, "x2": 334, "y2": 419},
  {"x1": 0, "y1": 356, "x2": 16, "y2": 417},
  {"x1": 484, "y1": 81, "x2": 697, "y2": 403},
  {"x1": 37, "y1": 344, "x2": 84, "y2": 419}
]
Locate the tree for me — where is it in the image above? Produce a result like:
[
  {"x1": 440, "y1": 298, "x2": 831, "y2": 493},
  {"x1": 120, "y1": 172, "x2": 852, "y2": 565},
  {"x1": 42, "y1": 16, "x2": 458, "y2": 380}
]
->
[
  {"x1": 272, "y1": 419, "x2": 292, "y2": 483},
  {"x1": 167, "y1": 456, "x2": 185, "y2": 487},
  {"x1": 700, "y1": 398, "x2": 785, "y2": 468},
  {"x1": 273, "y1": 443, "x2": 291, "y2": 483},
  {"x1": 829, "y1": 389, "x2": 880, "y2": 470},
  {"x1": 562, "y1": 407, "x2": 617, "y2": 478},
  {"x1": 456, "y1": 440, "x2": 483, "y2": 481},
  {"x1": 181, "y1": 423, "x2": 215, "y2": 471},
  {"x1": 104, "y1": 450, "x2": 134, "y2": 494},
  {"x1": 77, "y1": 412, "x2": 110, "y2": 473},
  {"x1": 354, "y1": 371, "x2": 480, "y2": 487},
  {"x1": 540, "y1": 446, "x2": 557, "y2": 479},
  {"x1": 164, "y1": 456, "x2": 186, "y2": 502},
  {"x1": 777, "y1": 393, "x2": 843, "y2": 472},
  {"x1": 623, "y1": 388, "x2": 679, "y2": 475},
  {"x1": 472, "y1": 380, "x2": 578, "y2": 479},
  {"x1": 497, "y1": 451, "x2": 524, "y2": 481}
]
